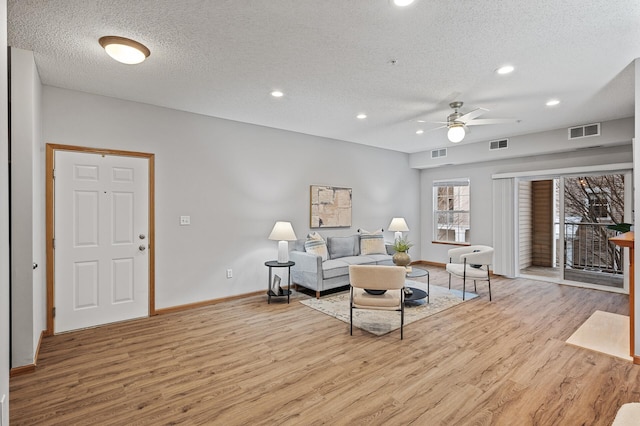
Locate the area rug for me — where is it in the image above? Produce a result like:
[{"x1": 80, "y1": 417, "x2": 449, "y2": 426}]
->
[
  {"x1": 300, "y1": 281, "x2": 477, "y2": 336},
  {"x1": 612, "y1": 403, "x2": 640, "y2": 426},
  {"x1": 566, "y1": 310, "x2": 632, "y2": 361}
]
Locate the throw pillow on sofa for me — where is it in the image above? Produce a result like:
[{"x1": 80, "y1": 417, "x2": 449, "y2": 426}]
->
[
  {"x1": 359, "y1": 228, "x2": 386, "y2": 255},
  {"x1": 304, "y1": 232, "x2": 328, "y2": 261},
  {"x1": 327, "y1": 235, "x2": 359, "y2": 259}
]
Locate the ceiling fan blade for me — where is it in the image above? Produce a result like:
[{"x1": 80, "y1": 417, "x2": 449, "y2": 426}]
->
[
  {"x1": 458, "y1": 108, "x2": 488, "y2": 123},
  {"x1": 424, "y1": 125, "x2": 447, "y2": 132},
  {"x1": 465, "y1": 118, "x2": 519, "y2": 126}
]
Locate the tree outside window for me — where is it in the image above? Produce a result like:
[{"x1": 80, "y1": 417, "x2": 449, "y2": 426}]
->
[
  {"x1": 565, "y1": 175, "x2": 623, "y2": 224},
  {"x1": 564, "y1": 174, "x2": 625, "y2": 273},
  {"x1": 433, "y1": 179, "x2": 470, "y2": 243}
]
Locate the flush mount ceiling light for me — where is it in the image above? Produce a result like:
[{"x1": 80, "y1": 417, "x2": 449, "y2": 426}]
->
[
  {"x1": 99, "y1": 36, "x2": 150, "y2": 65},
  {"x1": 447, "y1": 123, "x2": 466, "y2": 143}
]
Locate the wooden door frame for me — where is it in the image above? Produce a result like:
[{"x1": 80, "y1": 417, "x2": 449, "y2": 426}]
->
[{"x1": 45, "y1": 143, "x2": 156, "y2": 336}]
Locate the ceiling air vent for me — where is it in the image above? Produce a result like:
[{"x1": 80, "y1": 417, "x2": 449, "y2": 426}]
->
[
  {"x1": 431, "y1": 148, "x2": 447, "y2": 159},
  {"x1": 568, "y1": 123, "x2": 600, "y2": 139},
  {"x1": 489, "y1": 139, "x2": 509, "y2": 150}
]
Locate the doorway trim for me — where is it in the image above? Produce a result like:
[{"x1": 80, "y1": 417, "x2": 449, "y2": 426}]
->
[{"x1": 45, "y1": 143, "x2": 156, "y2": 336}]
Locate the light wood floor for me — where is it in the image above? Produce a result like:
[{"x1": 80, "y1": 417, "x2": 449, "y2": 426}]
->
[{"x1": 10, "y1": 267, "x2": 640, "y2": 425}]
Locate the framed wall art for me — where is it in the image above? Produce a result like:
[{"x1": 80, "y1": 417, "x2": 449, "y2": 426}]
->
[
  {"x1": 271, "y1": 274, "x2": 282, "y2": 295},
  {"x1": 310, "y1": 185, "x2": 352, "y2": 228}
]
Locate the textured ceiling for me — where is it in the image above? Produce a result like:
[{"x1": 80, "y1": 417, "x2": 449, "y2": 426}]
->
[{"x1": 8, "y1": 0, "x2": 640, "y2": 154}]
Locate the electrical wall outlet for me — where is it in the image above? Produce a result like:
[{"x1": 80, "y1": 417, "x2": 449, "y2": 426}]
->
[
  {"x1": 180, "y1": 215, "x2": 191, "y2": 226},
  {"x1": 226, "y1": 269, "x2": 233, "y2": 278}
]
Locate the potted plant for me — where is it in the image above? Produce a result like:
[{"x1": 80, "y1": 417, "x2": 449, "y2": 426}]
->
[
  {"x1": 392, "y1": 237, "x2": 413, "y2": 266},
  {"x1": 607, "y1": 223, "x2": 633, "y2": 234}
]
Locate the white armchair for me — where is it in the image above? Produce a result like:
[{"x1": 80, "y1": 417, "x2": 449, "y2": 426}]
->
[
  {"x1": 349, "y1": 264, "x2": 407, "y2": 339},
  {"x1": 446, "y1": 245, "x2": 494, "y2": 300}
]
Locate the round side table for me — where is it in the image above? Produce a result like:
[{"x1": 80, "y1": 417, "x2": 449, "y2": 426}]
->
[{"x1": 265, "y1": 261, "x2": 295, "y2": 304}]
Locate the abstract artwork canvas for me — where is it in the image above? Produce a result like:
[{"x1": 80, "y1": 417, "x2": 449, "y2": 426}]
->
[{"x1": 310, "y1": 185, "x2": 352, "y2": 228}]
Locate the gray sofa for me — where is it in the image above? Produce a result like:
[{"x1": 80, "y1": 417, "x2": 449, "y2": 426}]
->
[{"x1": 290, "y1": 234, "x2": 393, "y2": 298}]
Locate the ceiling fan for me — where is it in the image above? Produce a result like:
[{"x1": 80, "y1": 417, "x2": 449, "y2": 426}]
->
[{"x1": 432, "y1": 101, "x2": 519, "y2": 143}]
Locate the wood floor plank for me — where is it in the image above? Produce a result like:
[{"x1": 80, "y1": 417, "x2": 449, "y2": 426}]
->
[{"x1": 10, "y1": 267, "x2": 640, "y2": 425}]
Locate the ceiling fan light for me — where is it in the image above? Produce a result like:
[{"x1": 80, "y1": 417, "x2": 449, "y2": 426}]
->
[
  {"x1": 99, "y1": 36, "x2": 150, "y2": 65},
  {"x1": 447, "y1": 125, "x2": 465, "y2": 143}
]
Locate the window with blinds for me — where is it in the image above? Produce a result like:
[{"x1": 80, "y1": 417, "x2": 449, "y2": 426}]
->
[{"x1": 433, "y1": 178, "x2": 470, "y2": 244}]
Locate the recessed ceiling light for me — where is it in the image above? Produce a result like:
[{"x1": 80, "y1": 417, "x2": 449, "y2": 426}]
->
[
  {"x1": 546, "y1": 99, "x2": 560, "y2": 106},
  {"x1": 496, "y1": 65, "x2": 514, "y2": 75},
  {"x1": 271, "y1": 90, "x2": 284, "y2": 98},
  {"x1": 99, "y1": 36, "x2": 150, "y2": 65},
  {"x1": 392, "y1": 0, "x2": 415, "y2": 6},
  {"x1": 416, "y1": 120, "x2": 425, "y2": 123},
  {"x1": 357, "y1": 113, "x2": 367, "y2": 119},
  {"x1": 416, "y1": 129, "x2": 424, "y2": 135}
]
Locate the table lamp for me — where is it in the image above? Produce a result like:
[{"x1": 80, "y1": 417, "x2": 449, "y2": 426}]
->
[
  {"x1": 268, "y1": 221, "x2": 297, "y2": 263},
  {"x1": 388, "y1": 217, "x2": 409, "y2": 242}
]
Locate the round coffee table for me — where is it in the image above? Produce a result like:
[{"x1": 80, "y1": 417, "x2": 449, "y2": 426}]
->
[
  {"x1": 403, "y1": 266, "x2": 429, "y2": 304},
  {"x1": 377, "y1": 261, "x2": 430, "y2": 304},
  {"x1": 404, "y1": 286, "x2": 428, "y2": 304}
]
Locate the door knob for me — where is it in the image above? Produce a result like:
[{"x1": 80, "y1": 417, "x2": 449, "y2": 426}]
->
[
  {"x1": 139, "y1": 234, "x2": 146, "y2": 240},
  {"x1": 139, "y1": 245, "x2": 146, "y2": 251}
]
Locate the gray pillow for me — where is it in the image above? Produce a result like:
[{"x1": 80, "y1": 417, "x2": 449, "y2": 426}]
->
[{"x1": 327, "y1": 235, "x2": 358, "y2": 259}]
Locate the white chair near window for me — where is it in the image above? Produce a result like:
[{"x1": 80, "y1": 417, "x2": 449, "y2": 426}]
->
[{"x1": 446, "y1": 245, "x2": 494, "y2": 301}]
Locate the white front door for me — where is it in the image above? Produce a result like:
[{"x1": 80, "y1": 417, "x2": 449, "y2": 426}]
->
[{"x1": 54, "y1": 151, "x2": 149, "y2": 333}]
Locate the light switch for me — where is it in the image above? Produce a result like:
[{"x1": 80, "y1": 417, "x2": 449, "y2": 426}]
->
[{"x1": 180, "y1": 216, "x2": 191, "y2": 226}]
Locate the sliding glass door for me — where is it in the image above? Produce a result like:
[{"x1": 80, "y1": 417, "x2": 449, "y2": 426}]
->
[
  {"x1": 519, "y1": 172, "x2": 630, "y2": 291},
  {"x1": 561, "y1": 174, "x2": 625, "y2": 288}
]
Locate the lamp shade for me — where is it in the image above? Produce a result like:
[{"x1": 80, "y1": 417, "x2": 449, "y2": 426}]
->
[
  {"x1": 269, "y1": 221, "x2": 297, "y2": 263},
  {"x1": 268, "y1": 221, "x2": 297, "y2": 241},
  {"x1": 388, "y1": 218, "x2": 409, "y2": 232},
  {"x1": 389, "y1": 217, "x2": 409, "y2": 241},
  {"x1": 389, "y1": 217, "x2": 409, "y2": 242}
]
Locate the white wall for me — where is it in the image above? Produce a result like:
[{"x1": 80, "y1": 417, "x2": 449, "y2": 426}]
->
[
  {"x1": 42, "y1": 86, "x2": 421, "y2": 309},
  {"x1": 32, "y1": 72, "x2": 45, "y2": 360},
  {"x1": 419, "y1": 142, "x2": 633, "y2": 264},
  {"x1": 0, "y1": 0, "x2": 11, "y2": 422},
  {"x1": 634, "y1": 57, "x2": 639, "y2": 358},
  {"x1": 10, "y1": 48, "x2": 45, "y2": 367},
  {"x1": 411, "y1": 117, "x2": 633, "y2": 169}
]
